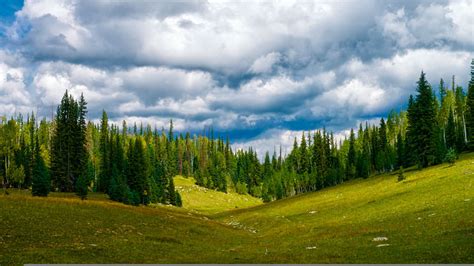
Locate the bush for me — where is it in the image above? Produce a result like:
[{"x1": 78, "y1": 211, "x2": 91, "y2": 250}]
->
[
  {"x1": 175, "y1": 192, "x2": 183, "y2": 207},
  {"x1": 127, "y1": 190, "x2": 141, "y2": 206},
  {"x1": 108, "y1": 174, "x2": 130, "y2": 203},
  {"x1": 250, "y1": 185, "x2": 262, "y2": 198},
  {"x1": 75, "y1": 173, "x2": 89, "y2": 200},
  {"x1": 444, "y1": 148, "x2": 457, "y2": 165},
  {"x1": 32, "y1": 154, "x2": 50, "y2": 197},
  {"x1": 235, "y1": 181, "x2": 248, "y2": 195},
  {"x1": 397, "y1": 166, "x2": 406, "y2": 182}
]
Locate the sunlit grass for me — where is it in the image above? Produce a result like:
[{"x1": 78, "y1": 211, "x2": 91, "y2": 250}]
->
[
  {"x1": 0, "y1": 153, "x2": 472, "y2": 264},
  {"x1": 214, "y1": 152, "x2": 474, "y2": 263},
  {"x1": 174, "y1": 176, "x2": 262, "y2": 215}
]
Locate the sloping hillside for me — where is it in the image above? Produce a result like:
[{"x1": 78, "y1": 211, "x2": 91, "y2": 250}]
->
[
  {"x1": 0, "y1": 190, "x2": 258, "y2": 264},
  {"x1": 213, "y1": 152, "x2": 474, "y2": 263},
  {"x1": 1, "y1": 154, "x2": 472, "y2": 264},
  {"x1": 174, "y1": 176, "x2": 262, "y2": 215}
]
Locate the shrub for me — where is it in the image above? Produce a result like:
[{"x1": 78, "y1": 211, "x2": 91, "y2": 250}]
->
[
  {"x1": 75, "y1": 173, "x2": 89, "y2": 200},
  {"x1": 108, "y1": 174, "x2": 130, "y2": 203},
  {"x1": 397, "y1": 166, "x2": 406, "y2": 182},
  {"x1": 444, "y1": 148, "x2": 457, "y2": 165},
  {"x1": 175, "y1": 192, "x2": 183, "y2": 207},
  {"x1": 127, "y1": 190, "x2": 141, "y2": 206},
  {"x1": 32, "y1": 153, "x2": 50, "y2": 197},
  {"x1": 235, "y1": 181, "x2": 248, "y2": 195}
]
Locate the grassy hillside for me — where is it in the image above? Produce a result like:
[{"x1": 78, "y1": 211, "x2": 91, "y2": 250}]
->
[
  {"x1": 214, "y1": 152, "x2": 474, "y2": 263},
  {"x1": 0, "y1": 190, "x2": 257, "y2": 264},
  {"x1": 174, "y1": 176, "x2": 262, "y2": 215},
  {"x1": 1, "y1": 153, "x2": 473, "y2": 264}
]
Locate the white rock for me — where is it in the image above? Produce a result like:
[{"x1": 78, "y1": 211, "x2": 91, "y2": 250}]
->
[
  {"x1": 306, "y1": 246, "x2": 317, "y2": 250},
  {"x1": 309, "y1": 211, "x2": 317, "y2": 214},
  {"x1": 372, "y1": 237, "x2": 388, "y2": 241},
  {"x1": 376, "y1": 244, "x2": 390, "y2": 247}
]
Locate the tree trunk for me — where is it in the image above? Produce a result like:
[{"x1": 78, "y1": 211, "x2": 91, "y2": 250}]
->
[{"x1": 463, "y1": 114, "x2": 468, "y2": 143}]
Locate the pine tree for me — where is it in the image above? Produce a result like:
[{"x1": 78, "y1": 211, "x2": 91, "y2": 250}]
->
[
  {"x1": 411, "y1": 72, "x2": 437, "y2": 167},
  {"x1": 168, "y1": 175, "x2": 177, "y2": 205},
  {"x1": 126, "y1": 138, "x2": 148, "y2": 204},
  {"x1": 75, "y1": 172, "x2": 88, "y2": 200},
  {"x1": 98, "y1": 110, "x2": 110, "y2": 192},
  {"x1": 405, "y1": 95, "x2": 417, "y2": 167},
  {"x1": 378, "y1": 118, "x2": 388, "y2": 172},
  {"x1": 396, "y1": 131, "x2": 404, "y2": 169},
  {"x1": 446, "y1": 108, "x2": 456, "y2": 150},
  {"x1": 50, "y1": 91, "x2": 84, "y2": 192},
  {"x1": 76, "y1": 93, "x2": 88, "y2": 176},
  {"x1": 346, "y1": 128, "x2": 356, "y2": 180},
  {"x1": 32, "y1": 137, "x2": 50, "y2": 197},
  {"x1": 466, "y1": 59, "x2": 474, "y2": 150}
]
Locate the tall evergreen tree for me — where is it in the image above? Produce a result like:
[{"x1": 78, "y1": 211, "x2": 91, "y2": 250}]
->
[
  {"x1": 32, "y1": 137, "x2": 50, "y2": 197},
  {"x1": 50, "y1": 91, "x2": 85, "y2": 192},
  {"x1": 98, "y1": 110, "x2": 110, "y2": 192},
  {"x1": 410, "y1": 72, "x2": 437, "y2": 167},
  {"x1": 396, "y1": 131, "x2": 404, "y2": 168},
  {"x1": 466, "y1": 59, "x2": 474, "y2": 150},
  {"x1": 76, "y1": 93, "x2": 88, "y2": 176},
  {"x1": 346, "y1": 128, "x2": 356, "y2": 180},
  {"x1": 446, "y1": 108, "x2": 456, "y2": 150}
]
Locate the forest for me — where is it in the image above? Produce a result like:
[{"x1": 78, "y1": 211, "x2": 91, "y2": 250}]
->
[{"x1": 1, "y1": 61, "x2": 474, "y2": 206}]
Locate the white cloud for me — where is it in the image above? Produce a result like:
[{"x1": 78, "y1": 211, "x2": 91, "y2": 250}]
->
[
  {"x1": 117, "y1": 67, "x2": 214, "y2": 104},
  {"x1": 0, "y1": 59, "x2": 31, "y2": 116},
  {"x1": 310, "y1": 79, "x2": 387, "y2": 121},
  {"x1": 1, "y1": 0, "x2": 473, "y2": 145},
  {"x1": 233, "y1": 127, "x2": 352, "y2": 161},
  {"x1": 249, "y1": 52, "x2": 281, "y2": 74},
  {"x1": 378, "y1": 1, "x2": 474, "y2": 49}
]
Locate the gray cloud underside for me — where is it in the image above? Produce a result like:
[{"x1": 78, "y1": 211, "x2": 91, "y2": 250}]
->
[{"x1": 1, "y1": 0, "x2": 473, "y2": 154}]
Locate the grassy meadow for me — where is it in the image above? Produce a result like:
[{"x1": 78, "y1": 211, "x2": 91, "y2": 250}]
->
[
  {"x1": 174, "y1": 176, "x2": 262, "y2": 215},
  {"x1": 1, "y1": 153, "x2": 473, "y2": 264}
]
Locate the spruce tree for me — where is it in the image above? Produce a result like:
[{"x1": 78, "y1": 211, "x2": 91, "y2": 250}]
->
[
  {"x1": 396, "y1": 131, "x2": 404, "y2": 169},
  {"x1": 98, "y1": 110, "x2": 110, "y2": 192},
  {"x1": 446, "y1": 108, "x2": 456, "y2": 150},
  {"x1": 405, "y1": 95, "x2": 417, "y2": 167},
  {"x1": 378, "y1": 118, "x2": 388, "y2": 172},
  {"x1": 76, "y1": 93, "x2": 88, "y2": 177},
  {"x1": 32, "y1": 137, "x2": 50, "y2": 197},
  {"x1": 346, "y1": 129, "x2": 356, "y2": 180},
  {"x1": 466, "y1": 59, "x2": 474, "y2": 150},
  {"x1": 168, "y1": 175, "x2": 177, "y2": 205},
  {"x1": 413, "y1": 72, "x2": 437, "y2": 167},
  {"x1": 50, "y1": 91, "x2": 83, "y2": 192},
  {"x1": 75, "y1": 172, "x2": 88, "y2": 200}
]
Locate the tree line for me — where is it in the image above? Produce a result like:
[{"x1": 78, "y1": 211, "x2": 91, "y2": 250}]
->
[{"x1": 1, "y1": 60, "x2": 473, "y2": 204}]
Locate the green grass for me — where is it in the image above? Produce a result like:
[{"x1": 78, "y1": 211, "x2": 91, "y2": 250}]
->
[
  {"x1": 1, "y1": 153, "x2": 473, "y2": 264},
  {"x1": 214, "y1": 153, "x2": 474, "y2": 263},
  {"x1": 174, "y1": 176, "x2": 262, "y2": 215}
]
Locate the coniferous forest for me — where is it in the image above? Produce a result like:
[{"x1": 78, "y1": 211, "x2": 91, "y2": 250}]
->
[{"x1": 1, "y1": 61, "x2": 474, "y2": 205}]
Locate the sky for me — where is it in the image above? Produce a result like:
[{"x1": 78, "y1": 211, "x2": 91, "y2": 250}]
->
[{"x1": 0, "y1": 0, "x2": 473, "y2": 157}]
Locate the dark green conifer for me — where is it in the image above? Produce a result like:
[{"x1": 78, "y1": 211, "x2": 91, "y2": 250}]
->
[{"x1": 32, "y1": 137, "x2": 50, "y2": 197}]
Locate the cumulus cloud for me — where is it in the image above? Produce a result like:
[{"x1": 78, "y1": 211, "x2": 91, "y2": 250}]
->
[
  {"x1": 233, "y1": 128, "x2": 352, "y2": 160},
  {"x1": 249, "y1": 52, "x2": 281, "y2": 74},
  {"x1": 116, "y1": 67, "x2": 214, "y2": 105},
  {"x1": 1, "y1": 0, "x2": 473, "y2": 155},
  {"x1": 0, "y1": 51, "x2": 31, "y2": 115}
]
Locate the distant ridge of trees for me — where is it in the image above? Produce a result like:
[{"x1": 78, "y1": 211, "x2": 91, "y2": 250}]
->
[{"x1": 1, "y1": 60, "x2": 473, "y2": 204}]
